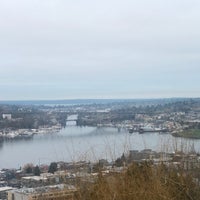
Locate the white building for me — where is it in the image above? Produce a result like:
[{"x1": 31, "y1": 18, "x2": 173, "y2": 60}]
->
[
  {"x1": 7, "y1": 184, "x2": 76, "y2": 200},
  {"x1": 2, "y1": 114, "x2": 12, "y2": 120},
  {"x1": 0, "y1": 186, "x2": 13, "y2": 200}
]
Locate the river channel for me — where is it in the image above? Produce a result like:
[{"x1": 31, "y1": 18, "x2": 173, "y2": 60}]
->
[{"x1": 0, "y1": 126, "x2": 200, "y2": 169}]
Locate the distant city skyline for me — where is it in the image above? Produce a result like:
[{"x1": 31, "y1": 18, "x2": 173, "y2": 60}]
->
[{"x1": 0, "y1": 0, "x2": 200, "y2": 100}]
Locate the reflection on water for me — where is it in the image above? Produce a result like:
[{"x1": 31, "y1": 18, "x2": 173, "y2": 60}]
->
[{"x1": 0, "y1": 126, "x2": 200, "y2": 169}]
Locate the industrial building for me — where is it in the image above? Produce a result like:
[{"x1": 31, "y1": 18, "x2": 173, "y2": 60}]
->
[{"x1": 7, "y1": 184, "x2": 77, "y2": 200}]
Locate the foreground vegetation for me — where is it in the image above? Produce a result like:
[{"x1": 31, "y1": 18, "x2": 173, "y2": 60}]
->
[{"x1": 76, "y1": 162, "x2": 200, "y2": 200}]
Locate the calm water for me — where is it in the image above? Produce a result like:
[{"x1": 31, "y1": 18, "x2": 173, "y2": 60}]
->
[{"x1": 0, "y1": 126, "x2": 200, "y2": 169}]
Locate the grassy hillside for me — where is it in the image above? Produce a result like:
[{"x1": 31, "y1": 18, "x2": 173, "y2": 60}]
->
[{"x1": 173, "y1": 129, "x2": 200, "y2": 139}]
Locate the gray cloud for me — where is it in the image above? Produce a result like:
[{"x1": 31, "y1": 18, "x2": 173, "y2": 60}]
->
[{"x1": 0, "y1": 0, "x2": 200, "y2": 99}]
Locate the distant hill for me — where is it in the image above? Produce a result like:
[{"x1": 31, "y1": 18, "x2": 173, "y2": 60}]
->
[{"x1": 0, "y1": 98, "x2": 198, "y2": 106}]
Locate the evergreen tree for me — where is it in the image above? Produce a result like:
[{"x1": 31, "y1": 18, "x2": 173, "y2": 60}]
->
[
  {"x1": 33, "y1": 165, "x2": 41, "y2": 176},
  {"x1": 48, "y1": 162, "x2": 58, "y2": 174}
]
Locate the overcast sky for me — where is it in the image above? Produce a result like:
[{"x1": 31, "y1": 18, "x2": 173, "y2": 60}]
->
[{"x1": 0, "y1": 0, "x2": 200, "y2": 100}]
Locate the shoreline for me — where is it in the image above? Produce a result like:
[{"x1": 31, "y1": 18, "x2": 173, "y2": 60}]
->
[{"x1": 0, "y1": 125, "x2": 62, "y2": 141}]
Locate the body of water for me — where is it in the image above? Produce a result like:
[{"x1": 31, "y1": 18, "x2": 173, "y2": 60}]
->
[{"x1": 0, "y1": 126, "x2": 200, "y2": 169}]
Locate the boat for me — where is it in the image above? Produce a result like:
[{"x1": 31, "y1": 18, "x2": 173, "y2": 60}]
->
[
  {"x1": 129, "y1": 128, "x2": 134, "y2": 134},
  {"x1": 139, "y1": 127, "x2": 168, "y2": 134},
  {"x1": 139, "y1": 127, "x2": 155, "y2": 134},
  {"x1": 17, "y1": 132, "x2": 33, "y2": 139},
  {"x1": 128, "y1": 127, "x2": 138, "y2": 134}
]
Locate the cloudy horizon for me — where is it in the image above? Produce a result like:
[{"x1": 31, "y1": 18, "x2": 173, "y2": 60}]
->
[{"x1": 0, "y1": 0, "x2": 200, "y2": 100}]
